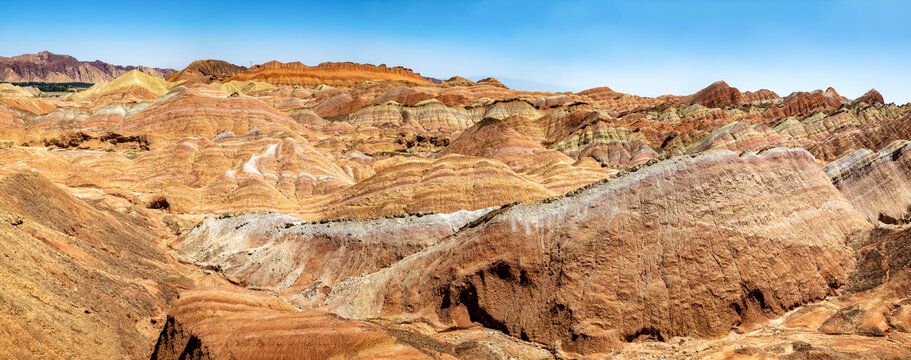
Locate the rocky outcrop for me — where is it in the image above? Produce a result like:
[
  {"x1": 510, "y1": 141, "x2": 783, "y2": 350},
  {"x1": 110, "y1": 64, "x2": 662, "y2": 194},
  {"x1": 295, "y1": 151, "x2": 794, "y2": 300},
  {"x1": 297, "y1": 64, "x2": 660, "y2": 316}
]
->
[
  {"x1": 176, "y1": 210, "x2": 491, "y2": 298},
  {"x1": 687, "y1": 81, "x2": 743, "y2": 108},
  {"x1": 166, "y1": 59, "x2": 247, "y2": 83},
  {"x1": 825, "y1": 140, "x2": 911, "y2": 224},
  {"x1": 228, "y1": 60, "x2": 432, "y2": 87},
  {"x1": 321, "y1": 149, "x2": 869, "y2": 355},
  {"x1": 765, "y1": 88, "x2": 847, "y2": 118},
  {"x1": 551, "y1": 118, "x2": 659, "y2": 168},
  {"x1": 0, "y1": 51, "x2": 174, "y2": 83},
  {"x1": 854, "y1": 89, "x2": 885, "y2": 105}
]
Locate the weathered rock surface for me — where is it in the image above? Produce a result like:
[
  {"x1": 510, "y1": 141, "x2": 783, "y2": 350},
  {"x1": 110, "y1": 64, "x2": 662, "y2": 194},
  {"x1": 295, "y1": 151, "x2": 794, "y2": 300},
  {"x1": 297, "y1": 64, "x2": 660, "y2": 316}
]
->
[
  {"x1": 854, "y1": 88, "x2": 886, "y2": 105},
  {"x1": 4, "y1": 54, "x2": 911, "y2": 359},
  {"x1": 0, "y1": 51, "x2": 175, "y2": 83},
  {"x1": 123, "y1": 84, "x2": 307, "y2": 142},
  {"x1": 150, "y1": 287, "x2": 433, "y2": 360},
  {"x1": 825, "y1": 140, "x2": 911, "y2": 224},
  {"x1": 176, "y1": 210, "x2": 491, "y2": 298},
  {"x1": 321, "y1": 149, "x2": 869, "y2": 355},
  {"x1": 687, "y1": 81, "x2": 744, "y2": 108},
  {"x1": 0, "y1": 171, "x2": 208, "y2": 359},
  {"x1": 166, "y1": 59, "x2": 247, "y2": 83},
  {"x1": 228, "y1": 61, "x2": 432, "y2": 87}
]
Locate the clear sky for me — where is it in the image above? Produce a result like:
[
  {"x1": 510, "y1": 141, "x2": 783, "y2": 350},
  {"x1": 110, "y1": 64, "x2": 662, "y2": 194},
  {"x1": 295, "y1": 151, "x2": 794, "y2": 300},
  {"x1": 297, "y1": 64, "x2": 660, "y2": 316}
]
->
[{"x1": 2, "y1": 0, "x2": 909, "y2": 102}]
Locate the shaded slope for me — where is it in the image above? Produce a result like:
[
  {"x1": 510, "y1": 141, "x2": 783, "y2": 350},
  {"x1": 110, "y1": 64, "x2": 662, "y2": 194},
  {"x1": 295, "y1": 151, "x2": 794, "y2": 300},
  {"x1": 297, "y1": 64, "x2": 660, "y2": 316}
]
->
[{"x1": 0, "y1": 172, "x2": 196, "y2": 359}]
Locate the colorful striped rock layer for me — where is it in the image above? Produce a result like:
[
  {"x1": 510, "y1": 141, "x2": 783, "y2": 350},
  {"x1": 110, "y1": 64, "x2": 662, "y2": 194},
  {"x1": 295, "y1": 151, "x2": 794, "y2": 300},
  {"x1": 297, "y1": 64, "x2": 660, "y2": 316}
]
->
[{"x1": 2, "y1": 55, "x2": 911, "y2": 359}]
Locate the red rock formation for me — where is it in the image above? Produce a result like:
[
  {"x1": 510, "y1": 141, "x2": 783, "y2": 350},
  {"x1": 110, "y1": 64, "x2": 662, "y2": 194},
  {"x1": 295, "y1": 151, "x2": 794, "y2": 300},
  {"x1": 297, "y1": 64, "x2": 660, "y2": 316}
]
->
[
  {"x1": 687, "y1": 81, "x2": 744, "y2": 107},
  {"x1": 765, "y1": 89, "x2": 846, "y2": 118},
  {"x1": 166, "y1": 59, "x2": 247, "y2": 83},
  {"x1": 228, "y1": 60, "x2": 432, "y2": 87},
  {"x1": 854, "y1": 89, "x2": 885, "y2": 105},
  {"x1": 742, "y1": 89, "x2": 780, "y2": 104},
  {"x1": 440, "y1": 117, "x2": 545, "y2": 160},
  {"x1": 0, "y1": 51, "x2": 174, "y2": 83}
]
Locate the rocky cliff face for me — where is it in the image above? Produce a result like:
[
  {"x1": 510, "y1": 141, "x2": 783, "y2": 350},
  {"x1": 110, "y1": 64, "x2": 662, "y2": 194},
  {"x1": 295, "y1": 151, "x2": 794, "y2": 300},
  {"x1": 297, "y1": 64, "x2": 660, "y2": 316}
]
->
[{"x1": 0, "y1": 51, "x2": 175, "y2": 83}]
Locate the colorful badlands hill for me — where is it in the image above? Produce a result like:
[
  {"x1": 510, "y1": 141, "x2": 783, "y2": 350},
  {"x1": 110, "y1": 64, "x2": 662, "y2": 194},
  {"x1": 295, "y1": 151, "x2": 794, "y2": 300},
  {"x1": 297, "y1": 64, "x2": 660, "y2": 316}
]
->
[
  {"x1": 0, "y1": 56, "x2": 909, "y2": 359},
  {"x1": 0, "y1": 51, "x2": 175, "y2": 83}
]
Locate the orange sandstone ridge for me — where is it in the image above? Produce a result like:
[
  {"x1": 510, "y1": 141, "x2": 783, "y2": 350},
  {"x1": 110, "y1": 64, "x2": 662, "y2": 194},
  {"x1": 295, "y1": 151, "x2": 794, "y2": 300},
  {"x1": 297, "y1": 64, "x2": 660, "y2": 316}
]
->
[{"x1": 227, "y1": 60, "x2": 433, "y2": 87}]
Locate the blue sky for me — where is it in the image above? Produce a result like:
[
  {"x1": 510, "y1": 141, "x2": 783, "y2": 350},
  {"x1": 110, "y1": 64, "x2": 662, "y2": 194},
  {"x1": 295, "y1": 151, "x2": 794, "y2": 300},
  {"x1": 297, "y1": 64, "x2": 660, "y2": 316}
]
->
[{"x1": 1, "y1": 0, "x2": 909, "y2": 102}]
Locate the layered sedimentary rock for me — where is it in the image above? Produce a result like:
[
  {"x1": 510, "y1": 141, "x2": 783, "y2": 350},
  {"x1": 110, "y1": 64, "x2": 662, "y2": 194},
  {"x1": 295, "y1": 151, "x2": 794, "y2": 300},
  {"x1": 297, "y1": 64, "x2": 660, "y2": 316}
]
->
[
  {"x1": 228, "y1": 61, "x2": 432, "y2": 87},
  {"x1": 551, "y1": 118, "x2": 659, "y2": 168},
  {"x1": 687, "y1": 81, "x2": 744, "y2": 108},
  {"x1": 0, "y1": 83, "x2": 55, "y2": 116},
  {"x1": 323, "y1": 154, "x2": 555, "y2": 219},
  {"x1": 123, "y1": 84, "x2": 307, "y2": 141},
  {"x1": 0, "y1": 82, "x2": 37, "y2": 97},
  {"x1": 213, "y1": 80, "x2": 275, "y2": 95},
  {"x1": 5, "y1": 54, "x2": 911, "y2": 359},
  {"x1": 854, "y1": 89, "x2": 885, "y2": 105},
  {"x1": 684, "y1": 121, "x2": 787, "y2": 154},
  {"x1": 440, "y1": 118, "x2": 548, "y2": 163},
  {"x1": 166, "y1": 59, "x2": 247, "y2": 83},
  {"x1": 176, "y1": 210, "x2": 491, "y2": 297},
  {"x1": 742, "y1": 88, "x2": 780, "y2": 105},
  {"x1": 789, "y1": 104, "x2": 911, "y2": 162},
  {"x1": 439, "y1": 117, "x2": 612, "y2": 192},
  {"x1": 150, "y1": 287, "x2": 431, "y2": 360},
  {"x1": 321, "y1": 149, "x2": 869, "y2": 355},
  {"x1": 0, "y1": 51, "x2": 174, "y2": 83},
  {"x1": 0, "y1": 94, "x2": 55, "y2": 115},
  {"x1": 0, "y1": 171, "x2": 203, "y2": 359},
  {"x1": 765, "y1": 88, "x2": 847, "y2": 118},
  {"x1": 65, "y1": 70, "x2": 177, "y2": 105},
  {"x1": 825, "y1": 140, "x2": 911, "y2": 224}
]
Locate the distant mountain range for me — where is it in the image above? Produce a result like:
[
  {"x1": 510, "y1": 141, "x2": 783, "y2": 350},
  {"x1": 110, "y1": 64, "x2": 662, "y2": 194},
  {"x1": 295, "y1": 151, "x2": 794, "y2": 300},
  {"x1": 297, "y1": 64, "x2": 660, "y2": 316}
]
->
[{"x1": 0, "y1": 51, "x2": 175, "y2": 83}]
